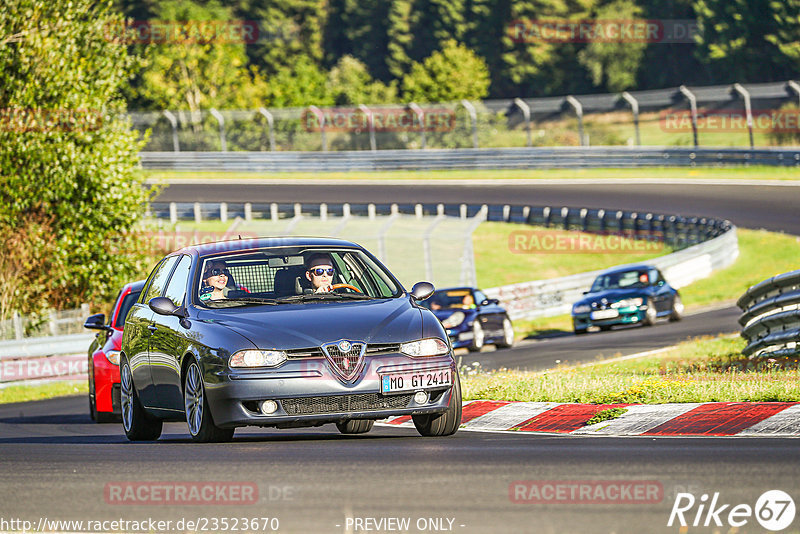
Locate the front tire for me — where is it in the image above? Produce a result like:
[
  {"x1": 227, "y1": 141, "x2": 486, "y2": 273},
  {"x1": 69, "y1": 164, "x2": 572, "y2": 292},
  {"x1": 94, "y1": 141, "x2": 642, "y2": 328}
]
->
[
  {"x1": 669, "y1": 293, "x2": 684, "y2": 322},
  {"x1": 336, "y1": 419, "x2": 374, "y2": 434},
  {"x1": 642, "y1": 298, "x2": 657, "y2": 327},
  {"x1": 120, "y1": 360, "x2": 162, "y2": 441},
  {"x1": 413, "y1": 374, "x2": 462, "y2": 437},
  {"x1": 468, "y1": 321, "x2": 484, "y2": 352},
  {"x1": 496, "y1": 317, "x2": 514, "y2": 348},
  {"x1": 184, "y1": 362, "x2": 234, "y2": 443}
]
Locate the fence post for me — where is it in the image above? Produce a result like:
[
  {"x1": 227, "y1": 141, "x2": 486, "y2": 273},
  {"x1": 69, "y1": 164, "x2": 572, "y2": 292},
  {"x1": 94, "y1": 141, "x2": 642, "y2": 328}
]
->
[
  {"x1": 461, "y1": 100, "x2": 479, "y2": 148},
  {"x1": 415, "y1": 204, "x2": 423, "y2": 219},
  {"x1": 621, "y1": 91, "x2": 641, "y2": 146},
  {"x1": 258, "y1": 107, "x2": 276, "y2": 151},
  {"x1": 162, "y1": 110, "x2": 180, "y2": 152},
  {"x1": 220, "y1": 202, "x2": 228, "y2": 223},
  {"x1": 788, "y1": 81, "x2": 800, "y2": 107},
  {"x1": 320, "y1": 203, "x2": 328, "y2": 222},
  {"x1": 409, "y1": 103, "x2": 426, "y2": 149},
  {"x1": 513, "y1": 98, "x2": 532, "y2": 147},
  {"x1": 209, "y1": 108, "x2": 227, "y2": 152},
  {"x1": 679, "y1": 85, "x2": 699, "y2": 148},
  {"x1": 423, "y1": 214, "x2": 447, "y2": 283},
  {"x1": 566, "y1": 96, "x2": 585, "y2": 146},
  {"x1": 368, "y1": 203, "x2": 376, "y2": 220},
  {"x1": 270, "y1": 203, "x2": 278, "y2": 221},
  {"x1": 13, "y1": 311, "x2": 23, "y2": 340},
  {"x1": 194, "y1": 202, "x2": 202, "y2": 223},
  {"x1": 358, "y1": 104, "x2": 377, "y2": 151},
  {"x1": 169, "y1": 202, "x2": 178, "y2": 224},
  {"x1": 308, "y1": 105, "x2": 327, "y2": 151},
  {"x1": 733, "y1": 83, "x2": 754, "y2": 149},
  {"x1": 244, "y1": 203, "x2": 252, "y2": 221}
]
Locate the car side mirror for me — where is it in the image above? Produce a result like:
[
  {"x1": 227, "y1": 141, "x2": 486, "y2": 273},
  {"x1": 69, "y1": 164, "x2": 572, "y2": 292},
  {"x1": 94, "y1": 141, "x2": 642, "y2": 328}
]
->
[
  {"x1": 582, "y1": 291, "x2": 589, "y2": 295},
  {"x1": 481, "y1": 299, "x2": 499, "y2": 306},
  {"x1": 83, "y1": 313, "x2": 110, "y2": 332},
  {"x1": 149, "y1": 296, "x2": 179, "y2": 316},
  {"x1": 410, "y1": 281, "x2": 435, "y2": 301}
]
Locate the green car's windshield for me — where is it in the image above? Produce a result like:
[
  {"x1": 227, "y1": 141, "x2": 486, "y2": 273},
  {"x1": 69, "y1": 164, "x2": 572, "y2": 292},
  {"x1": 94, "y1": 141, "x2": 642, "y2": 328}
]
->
[
  {"x1": 590, "y1": 270, "x2": 650, "y2": 292},
  {"x1": 196, "y1": 247, "x2": 401, "y2": 307}
]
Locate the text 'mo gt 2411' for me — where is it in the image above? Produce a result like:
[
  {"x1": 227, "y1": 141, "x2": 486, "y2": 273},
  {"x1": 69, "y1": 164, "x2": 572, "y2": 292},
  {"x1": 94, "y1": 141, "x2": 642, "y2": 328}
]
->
[
  {"x1": 571, "y1": 264, "x2": 683, "y2": 335},
  {"x1": 120, "y1": 237, "x2": 461, "y2": 442},
  {"x1": 83, "y1": 280, "x2": 145, "y2": 422},
  {"x1": 420, "y1": 288, "x2": 514, "y2": 352}
]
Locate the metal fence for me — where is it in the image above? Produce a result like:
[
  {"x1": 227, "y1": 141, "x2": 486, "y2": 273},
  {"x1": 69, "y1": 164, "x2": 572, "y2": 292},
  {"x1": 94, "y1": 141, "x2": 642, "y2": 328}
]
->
[
  {"x1": 131, "y1": 81, "x2": 800, "y2": 152},
  {"x1": 737, "y1": 269, "x2": 800, "y2": 359}
]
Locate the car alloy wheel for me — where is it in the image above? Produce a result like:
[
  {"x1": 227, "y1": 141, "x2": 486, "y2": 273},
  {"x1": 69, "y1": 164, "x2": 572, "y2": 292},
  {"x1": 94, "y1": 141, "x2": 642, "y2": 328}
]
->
[
  {"x1": 643, "y1": 298, "x2": 657, "y2": 326},
  {"x1": 184, "y1": 361, "x2": 234, "y2": 443},
  {"x1": 120, "y1": 360, "x2": 162, "y2": 441},
  {"x1": 669, "y1": 294, "x2": 684, "y2": 322},
  {"x1": 468, "y1": 321, "x2": 484, "y2": 352},
  {"x1": 496, "y1": 317, "x2": 514, "y2": 348}
]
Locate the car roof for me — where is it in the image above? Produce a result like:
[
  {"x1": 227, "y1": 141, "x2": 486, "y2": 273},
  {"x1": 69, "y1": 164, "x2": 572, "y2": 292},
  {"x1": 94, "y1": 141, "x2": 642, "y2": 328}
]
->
[
  {"x1": 123, "y1": 279, "x2": 147, "y2": 292},
  {"x1": 598, "y1": 263, "x2": 655, "y2": 275},
  {"x1": 176, "y1": 236, "x2": 363, "y2": 256}
]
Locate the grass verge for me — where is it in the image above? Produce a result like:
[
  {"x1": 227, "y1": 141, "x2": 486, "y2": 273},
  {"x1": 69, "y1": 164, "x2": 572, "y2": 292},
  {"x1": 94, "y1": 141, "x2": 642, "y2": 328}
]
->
[
  {"x1": 461, "y1": 335, "x2": 800, "y2": 403},
  {"x1": 0, "y1": 381, "x2": 86, "y2": 405},
  {"x1": 145, "y1": 166, "x2": 800, "y2": 183}
]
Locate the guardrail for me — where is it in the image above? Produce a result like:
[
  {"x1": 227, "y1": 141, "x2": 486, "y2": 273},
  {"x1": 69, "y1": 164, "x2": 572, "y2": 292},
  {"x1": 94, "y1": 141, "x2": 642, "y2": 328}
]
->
[
  {"x1": 737, "y1": 270, "x2": 800, "y2": 358},
  {"x1": 139, "y1": 147, "x2": 800, "y2": 172}
]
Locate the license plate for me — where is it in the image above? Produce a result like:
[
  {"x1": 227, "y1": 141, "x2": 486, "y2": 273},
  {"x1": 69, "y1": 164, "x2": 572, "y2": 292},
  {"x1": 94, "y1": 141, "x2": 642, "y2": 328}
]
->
[
  {"x1": 380, "y1": 369, "x2": 452, "y2": 394},
  {"x1": 591, "y1": 309, "x2": 619, "y2": 320}
]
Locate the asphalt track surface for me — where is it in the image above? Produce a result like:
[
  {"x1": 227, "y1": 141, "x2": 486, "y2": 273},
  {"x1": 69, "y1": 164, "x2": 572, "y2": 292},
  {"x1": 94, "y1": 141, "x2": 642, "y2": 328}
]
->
[
  {"x1": 3, "y1": 180, "x2": 798, "y2": 533},
  {"x1": 155, "y1": 180, "x2": 800, "y2": 235},
  {"x1": 1, "y1": 396, "x2": 799, "y2": 534}
]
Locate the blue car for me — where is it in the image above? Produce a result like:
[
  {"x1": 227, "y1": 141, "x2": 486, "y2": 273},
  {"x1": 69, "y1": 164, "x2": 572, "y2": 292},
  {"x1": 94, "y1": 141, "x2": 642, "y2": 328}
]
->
[
  {"x1": 420, "y1": 287, "x2": 514, "y2": 351},
  {"x1": 571, "y1": 265, "x2": 683, "y2": 334}
]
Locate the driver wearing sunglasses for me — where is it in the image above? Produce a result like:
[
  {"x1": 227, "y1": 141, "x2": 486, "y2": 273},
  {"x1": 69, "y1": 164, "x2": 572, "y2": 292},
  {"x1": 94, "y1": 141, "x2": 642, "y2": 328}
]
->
[
  {"x1": 200, "y1": 261, "x2": 230, "y2": 301},
  {"x1": 305, "y1": 254, "x2": 336, "y2": 293}
]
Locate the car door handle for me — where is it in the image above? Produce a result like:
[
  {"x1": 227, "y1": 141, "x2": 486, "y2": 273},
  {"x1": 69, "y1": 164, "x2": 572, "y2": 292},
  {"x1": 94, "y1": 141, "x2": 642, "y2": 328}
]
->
[{"x1": 147, "y1": 325, "x2": 158, "y2": 333}]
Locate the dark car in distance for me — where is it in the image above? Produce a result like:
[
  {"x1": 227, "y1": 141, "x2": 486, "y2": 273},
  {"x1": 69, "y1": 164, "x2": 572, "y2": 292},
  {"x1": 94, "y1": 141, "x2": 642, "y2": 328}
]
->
[
  {"x1": 83, "y1": 280, "x2": 145, "y2": 422},
  {"x1": 120, "y1": 237, "x2": 461, "y2": 442},
  {"x1": 420, "y1": 287, "x2": 514, "y2": 351},
  {"x1": 571, "y1": 264, "x2": 683, "y2": 334}
]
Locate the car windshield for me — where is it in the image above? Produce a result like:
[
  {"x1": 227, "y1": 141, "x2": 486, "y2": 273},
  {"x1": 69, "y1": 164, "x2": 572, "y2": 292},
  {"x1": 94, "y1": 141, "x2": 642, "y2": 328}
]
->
[
  {"x1": 196, "y1": 247, "x2": 402, "y2": 307},
  {"x1": 420, "y1": 289, "x2": 476, "y2": 311},
  {"x1": 114, "y1": 290, "x2": 141, "y2": 328},
  {"x1": 590, "y1": 270, "x2": 650, "y2": 292}
]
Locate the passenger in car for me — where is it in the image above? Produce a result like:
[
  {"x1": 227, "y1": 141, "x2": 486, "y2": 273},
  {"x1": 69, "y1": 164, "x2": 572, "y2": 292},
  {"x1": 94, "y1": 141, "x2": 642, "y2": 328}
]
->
[
  {"x1": 305, "y1": 254, "x2": 335, "y2": 293},
  {"x1": 200, "y1": 261, "x2": 230, "y2": 301}
]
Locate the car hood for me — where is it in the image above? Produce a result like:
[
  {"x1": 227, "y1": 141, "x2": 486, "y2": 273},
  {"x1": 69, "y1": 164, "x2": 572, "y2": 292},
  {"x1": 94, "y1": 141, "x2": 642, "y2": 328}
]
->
[
  {"x1": 576, "y1": 288, "x2": 648, "y2": 306},
  {"x1": 431, "y1": 309, "x2": 472, "y2": 321},
  {"x1": 197, "y1": 298, "x2": 423, "y2": 349}
]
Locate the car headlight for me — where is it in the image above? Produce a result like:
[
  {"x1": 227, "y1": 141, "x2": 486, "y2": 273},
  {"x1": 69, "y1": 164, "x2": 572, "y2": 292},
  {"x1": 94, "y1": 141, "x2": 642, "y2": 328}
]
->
[
  {"x1": 572, "y1": 304, "x2": 591, "y2": 314},
  {"x1": 400, "y1": 338, "x2": 449, "y2": 357},
  {"x1": 611, "y1": 298, "x2": 644, "y2": 309},
  {"x1": 105, "y1": 350, "x2": 120, "y2": 365},
  {"x1": 230, "y1": 349, "x2": 288, "y2": 368},
  {"x1": 441, "y1": 311, "x2": 465, "y2": 328}
]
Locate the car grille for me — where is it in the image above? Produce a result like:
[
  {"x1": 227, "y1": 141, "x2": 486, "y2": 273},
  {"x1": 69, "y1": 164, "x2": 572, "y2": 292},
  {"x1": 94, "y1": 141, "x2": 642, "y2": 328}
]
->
[
  {"x1": 281, "y1": 393, "x2": 413, "y2": 416},
  {"x1": 321, "y1": 342, "x2": 365, "y2": 380}
]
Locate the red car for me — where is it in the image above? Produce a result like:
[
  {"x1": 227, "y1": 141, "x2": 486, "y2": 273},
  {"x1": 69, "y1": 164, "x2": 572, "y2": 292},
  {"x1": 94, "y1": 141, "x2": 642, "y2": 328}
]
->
[{"x1": 83, "y1": 280, "x2": 145, "y2": 422}]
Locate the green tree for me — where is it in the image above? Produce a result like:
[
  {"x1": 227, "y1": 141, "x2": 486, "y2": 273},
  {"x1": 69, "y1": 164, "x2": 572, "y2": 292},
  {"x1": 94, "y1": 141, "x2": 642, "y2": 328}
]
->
[
  {"x1": 323, "y1": 0, "x2": 393, "y2": 82},
  {"x1": 402, "y1": 40, "x2": 490, "y2": 102},
  {"x1": 133, "y1": 0, "x2": 268, "y2": 112},
  {"x1": 264, "y1": 54, "x2": 332, "y2": 108},
  {"x1": 327, "y1": 56, "x2": 397, "y2": 105},
  {"x1": 768, "y1": 0, "x2": 800, "y2": 69},
  {"x1": 694, "y1": 0, "x2": 790, "y2": 82},
  {"x1": 0, "y1": 0, "x2": 151, "y2": 318},
  {"x1": 577, "y1": 0, "x2": 646, "y2": 91}
]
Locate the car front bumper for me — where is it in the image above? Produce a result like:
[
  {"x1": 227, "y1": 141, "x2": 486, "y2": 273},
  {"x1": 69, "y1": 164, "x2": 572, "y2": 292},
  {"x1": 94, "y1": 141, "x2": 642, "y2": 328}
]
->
[
  {"x1": 203, "y1": 354, "x2": 457, "y2": 428},
  {"x1": 572, "y1": 305, "x2": 648, "y2": 330}
]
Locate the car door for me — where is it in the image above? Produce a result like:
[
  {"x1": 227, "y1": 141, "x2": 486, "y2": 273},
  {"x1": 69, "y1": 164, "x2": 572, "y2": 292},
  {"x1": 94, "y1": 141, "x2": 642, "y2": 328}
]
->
[
  {"x1": 126, "y1": 256, "x2": 178, "y2": 408},
  {"x1": 150, "y1": 254, "x2": 193, "y2": 412}
]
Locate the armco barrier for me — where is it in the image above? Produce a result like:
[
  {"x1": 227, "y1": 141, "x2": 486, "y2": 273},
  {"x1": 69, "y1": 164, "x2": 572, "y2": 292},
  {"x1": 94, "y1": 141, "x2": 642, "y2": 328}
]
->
[
  {"x1": 737, "y1": 270, "x2": 800, "y2": 358},
  {"x1": 139, "y1": 147, "x2": 800, "y2": 172}
]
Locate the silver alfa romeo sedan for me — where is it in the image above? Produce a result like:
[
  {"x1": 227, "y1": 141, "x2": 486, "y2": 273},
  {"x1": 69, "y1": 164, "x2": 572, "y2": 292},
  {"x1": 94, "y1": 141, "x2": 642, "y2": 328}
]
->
[{"x1": 120, "y1": 237, "x2": 461, "y2": 442}]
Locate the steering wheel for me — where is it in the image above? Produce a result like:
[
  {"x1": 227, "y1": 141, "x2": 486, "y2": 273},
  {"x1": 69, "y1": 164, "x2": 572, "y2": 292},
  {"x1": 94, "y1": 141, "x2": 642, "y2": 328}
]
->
[{"x1": 331, "y1": 283, "x2": 362, "y2": 293}]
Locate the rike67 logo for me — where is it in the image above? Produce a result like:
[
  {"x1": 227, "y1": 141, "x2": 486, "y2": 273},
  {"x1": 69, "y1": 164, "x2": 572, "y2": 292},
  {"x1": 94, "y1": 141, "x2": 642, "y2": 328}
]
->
[{"x1": 668, "y1": 490, "x2": 796, "y2": 531}]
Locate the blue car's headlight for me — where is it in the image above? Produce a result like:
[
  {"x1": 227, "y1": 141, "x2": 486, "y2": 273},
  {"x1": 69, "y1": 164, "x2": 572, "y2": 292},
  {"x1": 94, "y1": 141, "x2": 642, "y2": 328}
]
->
[
  {"x1": 573, "y1": 304, "x2": 591, "y2": 314},
  {"x1": 611, "y1": 298, "x2": 644, "y2": 309},
  {"x1": 441, "y1": 311, "x2": 465, "y2": 328},
  {"x1": 230, "y1": 349, "x2": 288, "y2": 368},
  {"x1": 400, "y1": 338, "x2": 449, "y2": 357}
]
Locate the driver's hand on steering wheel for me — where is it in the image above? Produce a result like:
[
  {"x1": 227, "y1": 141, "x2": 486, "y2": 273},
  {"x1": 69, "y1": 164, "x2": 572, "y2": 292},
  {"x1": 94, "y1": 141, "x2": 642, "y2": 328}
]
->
[{"x1": 314, "y1": 284, "x2": 333, "y2": 293}]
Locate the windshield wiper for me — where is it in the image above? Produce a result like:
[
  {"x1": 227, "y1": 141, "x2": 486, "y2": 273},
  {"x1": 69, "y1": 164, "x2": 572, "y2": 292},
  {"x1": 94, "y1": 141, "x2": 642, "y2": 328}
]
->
[
  {"x1": 205, "y1": 297, "x2": 280, "y2": 307},
  {"x1": 275, "y1": 293, "x2": 373, "y2": 303}
]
